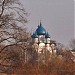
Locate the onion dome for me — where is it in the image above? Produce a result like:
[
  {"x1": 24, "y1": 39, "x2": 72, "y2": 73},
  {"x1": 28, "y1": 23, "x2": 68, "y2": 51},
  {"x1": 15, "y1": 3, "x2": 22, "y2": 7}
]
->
[
  {"x1": 45, "y1": 32, "x2": 51, "y2": 38},
  {"x1": 32, "y1": 32, "x2": 38, "y2": 38},
  {"x1": 36, "y1": 22, "x2": 46, "y2": 35}
]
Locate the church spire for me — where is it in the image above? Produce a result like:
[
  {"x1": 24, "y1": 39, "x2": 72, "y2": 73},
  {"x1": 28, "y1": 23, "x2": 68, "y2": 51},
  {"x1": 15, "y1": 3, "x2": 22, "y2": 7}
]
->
[{"x1": 40, "y1": 19, "x2": 42, "y2": 26}]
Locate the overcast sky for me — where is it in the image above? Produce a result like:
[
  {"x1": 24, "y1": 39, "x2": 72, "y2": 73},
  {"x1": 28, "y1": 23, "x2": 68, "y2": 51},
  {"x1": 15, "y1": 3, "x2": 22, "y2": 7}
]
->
[{"x1": 21, "y1": 0, "x2": 74, "y2": 47}]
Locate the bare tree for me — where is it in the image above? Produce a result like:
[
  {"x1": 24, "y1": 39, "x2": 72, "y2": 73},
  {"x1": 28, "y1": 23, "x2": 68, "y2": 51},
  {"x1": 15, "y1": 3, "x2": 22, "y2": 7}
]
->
[
  {"x1": 0, "y1": 0, "x2": 29, "y2": 52},
  {"x1": 0, "y1": 0, "x2": 31, "y2": 74}
]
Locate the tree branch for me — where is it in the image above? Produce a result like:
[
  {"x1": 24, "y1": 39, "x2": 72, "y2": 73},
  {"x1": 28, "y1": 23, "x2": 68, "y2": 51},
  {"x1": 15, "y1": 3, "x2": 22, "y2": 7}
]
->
[{"x1": 0, "y1": 0, "x2": 5, "y2": 17}]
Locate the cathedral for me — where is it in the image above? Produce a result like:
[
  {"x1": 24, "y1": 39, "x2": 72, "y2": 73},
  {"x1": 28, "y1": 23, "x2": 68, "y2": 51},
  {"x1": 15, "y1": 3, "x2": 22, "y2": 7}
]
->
[{"x1": 31, "y1": 22, "x2": 56, "y2": 54}]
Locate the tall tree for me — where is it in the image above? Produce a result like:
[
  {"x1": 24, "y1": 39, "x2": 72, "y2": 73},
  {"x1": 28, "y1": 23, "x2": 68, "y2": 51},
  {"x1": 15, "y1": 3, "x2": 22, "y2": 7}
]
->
[{"x1": 0, "y1": 0, "x2": 31, "y2": 74}]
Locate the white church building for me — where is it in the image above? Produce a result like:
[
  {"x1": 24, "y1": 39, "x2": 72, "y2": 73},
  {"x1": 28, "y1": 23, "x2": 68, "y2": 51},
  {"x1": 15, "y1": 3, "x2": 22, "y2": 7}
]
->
[{"x1": 31, "y1": 22, "x2": 57, "y2": 54}]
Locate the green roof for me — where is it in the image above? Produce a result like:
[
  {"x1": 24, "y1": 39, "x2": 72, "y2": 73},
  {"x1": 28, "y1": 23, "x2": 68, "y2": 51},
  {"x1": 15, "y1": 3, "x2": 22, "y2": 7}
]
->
[{"x1": 71, "y1": 49, "x2": 75, "y2": 52}]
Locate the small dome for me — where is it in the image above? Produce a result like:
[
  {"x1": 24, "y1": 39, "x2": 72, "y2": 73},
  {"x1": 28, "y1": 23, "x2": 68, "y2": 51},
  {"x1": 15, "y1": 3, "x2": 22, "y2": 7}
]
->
[
  {"x1": 36, "y1": 22, "x2": 46, "y2": 35},
  {"x1": 32, "y1": 32, "x2": 38, "y2": 38},
  {"x1": 45, "y1": 32, "x2": 51, "y2": 38}
]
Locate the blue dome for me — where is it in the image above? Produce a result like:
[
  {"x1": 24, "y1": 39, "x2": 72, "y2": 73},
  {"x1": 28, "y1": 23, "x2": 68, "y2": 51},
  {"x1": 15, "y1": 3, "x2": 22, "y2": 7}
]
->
[
  {"x1": 32, "y1": 32, "x2": 38, "y2": 38},
  {"x1": 45, "y1": 32, "x2": 51, "y2": 38},
  {"x1": 36, "y1": 23, "x2": 46, "y2": 35}
]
